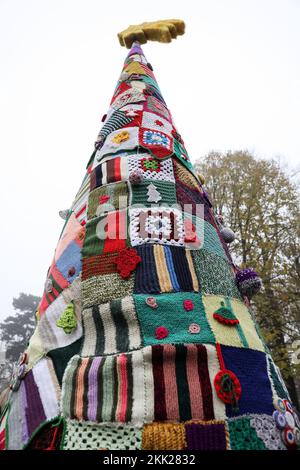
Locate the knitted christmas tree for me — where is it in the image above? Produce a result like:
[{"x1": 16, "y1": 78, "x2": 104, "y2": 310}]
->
[{"x1": 1, "y1": 20, "x2": 299, "y2": 451}]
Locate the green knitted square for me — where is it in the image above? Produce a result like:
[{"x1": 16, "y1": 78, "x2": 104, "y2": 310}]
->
[
  {"x1": 228, "y1": 417, "x2": 266, "y2": 450},
  {"x1": 82, "y1": 273, "x2": 135, "y2": 309},
  {"x1": 87, "y1": 182, "x2": 128, "y2": 220},
  {"x1": 192, "y1": 249, "x2": 242, "y2": 299},
  {"x1": 131, "y1": 180, "x2": 177, "y2": 207},
  {"x1": 133, "y1": 292, "x2": 215, "y2": 346}
]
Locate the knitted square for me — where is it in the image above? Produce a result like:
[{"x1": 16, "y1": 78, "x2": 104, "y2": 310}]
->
[
  {"x1": 192, "y1": 249, "x2": 242, "y2": 299},
  {"x1": 63, "y1": 420, "x2": 142, "y2": 450},
  {"x1": 142, "y1": 423, "x2": 186, "y2": 450},
  {"x1": 82, "y1": 253, "x2": 118, "y2": 279},
  {"x1": 173, "y1": 138, "x2": 194, "y2": 172},
  {"x1": 145, "y1": 95, "x2": 172, "y2": 122},
  {"x1": 141, "y1": 111, "x2": 173, "y2": 136},
  {"x1": 139, "y1": 128, "x2": 173, "y2": 159},
  {"x1": 111, "y1": 88, "x2": 146, "y2": 111},
  {"x1": 55, "y1": 240, "x2": 82, "y2": 283},
  {"x1": 173, "y1": 159, "x2": 200, "y2": 192},
  {"x1": 96, "y1": 109, "x2": 138, "y2": 142},
  {"x1": 92, "y1": 127, "x2": 139, "y2": 168},
  {"x1": 185, "y1": 421, "x2": 227, "y2": 450},
  {"x1": 221, "y1": 346, "x2": 274, "y2": 417},
  {"x1": 130, "y1": 180, "x2": 177, "y2": 207},
  {"x1": 55, "y1": 212, "x2": 85, "y2": 262},
  {"x1": 90, "y1": 155, "x2": 129, "y2": 189},
  {"x1": 128, "y1": 153, "x2": 175, "y2": 182},
  {"x1": 82, "y1": 210, "x2": 129, "y2": 258},
  {"x1": 87, "y1": 181, "x2": 128, "y2": 220},
  {"x1": 203, "y1": 295, "x2": 265, "y2": 351},
  {"x1": 129, "y1": 207, "x2": 184, "y2": 246},
  {"x1": 39, "y1": 261, "x2": 70, "y2": 316},
  {"x1": 81, "y1": 272, "x2": 135, "y2": 309},
  {"x1": 71, "y1": 172, "x2": 90, "y2": 226},
  {"x1": 133, "y1": 292, "x2": 215, "y2": 346},
  {"x1": 176, "y1": 179, "x2": 215, "y2": 225},
  {"x1": 134, "y1": 244, "x2": 199, "y2": 294},
  {"x1": 6, "y1": 357, "x2": 60, "y2": 450},
  {"x1": 81, "y1": 296, "x2": 142, "y2": 356}
]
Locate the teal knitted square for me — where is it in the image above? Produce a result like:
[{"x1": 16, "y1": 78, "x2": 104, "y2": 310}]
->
[
  {"x1": 192, "y1": 249, "x2": 242, "y2": 299},
  {"x1": 130, "y1": 180, "x2": 177, "y2": 207},
  {"x1": 133, "y1": 292, "x2": 215, "y2": 346}
]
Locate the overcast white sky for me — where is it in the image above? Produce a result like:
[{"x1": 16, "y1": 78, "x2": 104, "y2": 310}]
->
[{"x1": 0, "y1": 0, "x2": 300, "y2": 322}]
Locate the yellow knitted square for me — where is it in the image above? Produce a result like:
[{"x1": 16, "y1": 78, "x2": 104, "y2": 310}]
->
[
  {"x1": 203, "y1": 295, "x2": 264, "y2": 351},
  {"x1": 142, "y1": 423, "x2": 186, "y2": 450}
]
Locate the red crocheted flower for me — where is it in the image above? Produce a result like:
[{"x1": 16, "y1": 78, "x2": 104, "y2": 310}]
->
[
  {"x1": 214, "y1": 369, "x2": 242, "y2": 405},
  {"x1": 155, "y1": 326, "x2": 169, "y2": 340},
  {"x1": 183, "y1": 299, "x2": 194, "y2": 311},
  {"x1": 99, "y1": 195, "x2": 110, "y2": 204},
  {"x1": 113, "y1": 248, "x2": 141, "y2": 279}
]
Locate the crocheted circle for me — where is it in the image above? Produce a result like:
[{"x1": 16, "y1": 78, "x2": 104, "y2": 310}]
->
[
  {"x1": 273, "y1": 410, "x2": 286, "y2": 430},
  {"x1": 282, "y1": 428, "x2": 296, "y2": 447},
  {"x1": 273, "y1": 397, "x2": 286, "y2": 413},
  {"x1": 188, "y1": 323, "x2": 200, "y2": 334},
  {"x1": 214, "y1": 369, "x2": 242, "y2": 405},
  {"x1": 155, "y1": 326, "x2": 169, "y2": 339},
  {"x1": 146, "y1": 297, "x2": 158, "y2": 309}
]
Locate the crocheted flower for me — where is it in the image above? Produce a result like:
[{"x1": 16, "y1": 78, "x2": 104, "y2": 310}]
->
[
  {"x1": 113, "y1": 247, "x2": 141, "y2": 279},
  {"x1": 112, "y1": 130, "x2": 130, "y2": 144},
  {"x1": 99, "y1": 195, "x2": 110, "y2": 204},
  {"x1": 214, "y1": 369, "x2": 241, "y2": 410},
  {"x1": 140, "y1": 157, "x2": 161, "y2": 173},
  {"x1": 183, "y1": 299, "x2": 194, "y2": 311},
  {"x1": 155, "y1": 326, "x2": 169, "y2": 339}
]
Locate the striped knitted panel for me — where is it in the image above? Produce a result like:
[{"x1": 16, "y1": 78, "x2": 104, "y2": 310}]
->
[
  {"x1": 82, "y1": 253, "x2": 118, "y2": 279},
  {"x1": 90, "y1": 155, "x2": 129, "y2": 190},
  {"x1": 133, "y1": 292, "x2": 215, "y2": 346},
  {"x1": 63, "y1": 420, "x2": 142, "y2": 450},
  {"x1": 134, "y1": 245, "x2": 199, "y2": 294},
  {"x1": 185, "y1": 421, "x2": 228, "y2": 450},
  {"x1": 81, "y1": 273, "x2": 135, "y2": 310},
  {"x1": 130, "y1": 180, "x2": 177, "y2": 207},
  {"x1": 81, "y1": 296, "x2": 142, "y2": 356},
  {"x1": 87, "y1": 182, "x2": 128, "y2": 220},
  {"x1": 142, "y1": 423, "x2": 186, "y2": 450},
  {"x1": 61, "y1": 344, "x2": 217, "y2": 425},
  {"x1": 203, "y1": 295, "x2": 265, "y2": 351},
  {"x1": 128, "y1": 154, "x2": 175, "y2": 182},
  {"x1": 82, "y1": 210, "x2": 128, "y2": 258},
  {"x1": 6, "y1": 358, "x2": 60, "y2": 450},
  {"x1": 97, "y1": 110, "x2": 135, "y2": 140},
  {"x1": 145, "y1": 95, "x2": 172, "y2": 122},
  {"x1": 176, "y1": 180, "x2": 215, "y2": 225},
  {"x1": 71, "y1": 172, "x2": 90, "y2": 226},
  {"x1": 192, "y1": 249, "x2": 242, "y2": 299},
  {"x1": 39, "y1": 262, "x2": 70, "y2": 316}
]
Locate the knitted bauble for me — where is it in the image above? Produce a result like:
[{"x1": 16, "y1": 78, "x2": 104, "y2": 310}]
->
[
  {"x1": 236, "y1": 268, "x2": 262, "y2": 298},
  {"x1": 129, "y1": 169, "x2": 144, "y2": 185},
  {"x1": 59, "y1": 209, "x2": 70, "y2": 220},
  {"x1": 220, "y1": 227, "x2": 236, "y2": 244}
]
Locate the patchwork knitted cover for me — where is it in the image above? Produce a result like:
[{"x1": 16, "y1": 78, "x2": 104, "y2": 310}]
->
[{"x1": 1, "y1": 41, "x2": 299, "y2": 452}]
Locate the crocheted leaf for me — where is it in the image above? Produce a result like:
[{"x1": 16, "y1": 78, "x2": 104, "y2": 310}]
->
[
  {"x1": 56, "y1": 303, "x2": 77, "y2": 334},
  {"x1": 118, "y1": 19, "x2": 185, "y2": 48}
]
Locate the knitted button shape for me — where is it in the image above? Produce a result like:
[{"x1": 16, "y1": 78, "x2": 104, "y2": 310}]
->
[
  {"x1": 188, "y1": 323, "x2": 200, "y2": 334},
  {"x1": 273, "y1": 410, "x2": 286, "y2": 430},
  {"x1": 273, "y1": 397, "x2": 286, "y2": 413},
  {"x1": 68, "y1": 266, "x2": 76, "y2": 277},
  {"x1": 183, "y1": 300, "x2": 194, "y2": 311},
  {"x1": 155, "y1": 326, "x2": 168, "y2": 339},
  {"x1": 146, "y1": 297, "x2": 158, "y2": 309},
  {"x1": 45, "y1": 278, "x2": 53, "y2": 293}
]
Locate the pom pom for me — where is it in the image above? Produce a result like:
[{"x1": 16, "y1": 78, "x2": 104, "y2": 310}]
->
[
  {"x1": 129, "y1": 169, "x2": 144, "y2": 185},
  {"x1": 236, "y1": 268, "x2": 262, "y2": 298},
  {"x1": 59, "y1": 209, "x2": 70, "y2": 220},
  {"x1": 220, "y1": 226, "x2": 236, "y2": 243}
]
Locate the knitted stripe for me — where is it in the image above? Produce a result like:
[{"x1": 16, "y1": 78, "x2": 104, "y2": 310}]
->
[
  {"x1": 134, "y1": 245, "x2": 160, "y2": 294},
  {"x1": 82, "y1": 359, "x2": 92, "y2": 421},
  {"x1": 98, "y1": 110, "x2": 134, "y2": 139},
  {"x1": 87, "y1": 356, "x2": 102, "y2": 422},
  {"x1": 163, "y1": 344, "x2": 180, "y2": 421},
  {"x1": 153, "y1": 245, "x2": 173, "y2": 292},
  {"x1": 96, "y1": 357, "x2": 105, "y2": 422},
  {"x1": 125, "y1": 354, "x2": 134, "y2": 423},
  {"x1": 102, "y1": 356, "x2": 115, "y2": 422},
  {"x1": 196, "y1": 345, "x2": 215, "y2": 420},
  {"x1": 152, "y1": 345, "x2": 167, "y2": 421},
  {"x1": 117, "y1": 354, "x2": 128, "y2": 422},
  {"x1": 169, "y1": 246, "x2": 194, "y2": 291},
  {"x1": 122, "y1": 297, "x2": 142, "y2": 351},
  {"x1": 31, "y1": 358, "x2": 60, "y2": 419},
  {"x1": 111, "y1": 299, "x2": 130, "y2": 353},
  {"x1": 82, "y1": 253, "x2": 117, "y2": 279},
  {"x1": 90, "y1": 156, "x2": 129, "y2": 188},
  {"x1": 164, "y1": 246, "x2": 180, "y2": 291},
  {"x1": 186, "y1": 344, "x2": 204, "y2": 419},
  {"x1": 142, "y1": 423, "x2": 186, "y2": 450},
  {"x1": 175, "y1": 344, "x2": 192, "y2": 421},
  {"x1": 185, "y1": 250, "x2": 199, "y2": 291},
  {"x1": 100, "y1": 303, "x2": 117, "y2": 355},
  {"x1": 75, "y1": 357, "x2": 89, "y2": 420}
]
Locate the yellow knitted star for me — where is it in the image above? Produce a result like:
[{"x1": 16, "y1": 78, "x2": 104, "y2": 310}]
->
[{"x1": 118, "y1": 19, "x2": 185, "y2": 49}]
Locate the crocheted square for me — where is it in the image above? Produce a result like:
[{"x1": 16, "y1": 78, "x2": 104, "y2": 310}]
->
[
  {"x1": 96, "y1": 109, "x2": 138, "y2": 143},
  {"x1": 145, "y1": 95, "x2": 172, "y2": 122},
  {"x1": 220, "y1": 346, "x2": 274, "y2": 417},
  {"x1": 92, "y1": 127, "x2": 139, "y2": 165},
  {"x1": 130, "y1": 180, "x2": 177, "y2": 207},
  {"x1": 133, "y1": 292, "x2": 215, "y2": 346},
  {"x1": 87, "y1": 182, "x2": 128, "y2": 220},
  {"x1": 129, "y1": 207, "x2": 184, "y2": 247},
  {"x1": 38, "y1": 277, "x2": 82, "y2": 353},
  {"x1": 81, "y1": 272, "x2": 135, "y2": 309},
  {"x1": 128, "y1": 153, "x2": 175, "y2": 182},
  {"x1": 185, "y1": 421, "x2": 228, "y2": 450},
  {"x1": 81, "y1": 296, "x2": 142, "y2": 356},
  {"x1": 82, "y1": 210, "x2": 128, "y2": 258},
  {"x1": 192, "y1": 250, "x2": 242, "y2": 299},
  {"x1": 71, "y1": 172, "x2": 90, "y2": 226},
  {"x1": 6, "y1": 357, "x2": 60, "y2": 450},
  {"x1": 134, "y1": 244, "x2": 199, "y2": 294},
  {"x1": 142, "y1": 423, "x2": 186, "y2": 450},
  {"x1": 249, "y1": 414, "x2": 286, "y2": 450},
  {"x1": 61, "y1": 348, "x2": 154, "y2": 425},
  {"x1": 203, "y1": 295, "x2": 265, "y2": 351},
  {"x1": 63, "y1": 420, "x2": 142, "y2": 450},
  {"x1": 228, "y1": 416, "x2": 267, "y2": 450},
  {"x1": 141, "y1": 111, "x2": 173, "y2": 136},
  {"x1": 90, "y1": 155, "x2": 129, "y2": 189},
  {"x1": 139, "y1": 128, "x2": 173, "y2": 160}
]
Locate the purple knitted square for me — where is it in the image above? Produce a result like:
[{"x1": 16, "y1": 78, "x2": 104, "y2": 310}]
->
[{"x1": 185, "y1": 423, "x2": 227, "y2": 450}]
